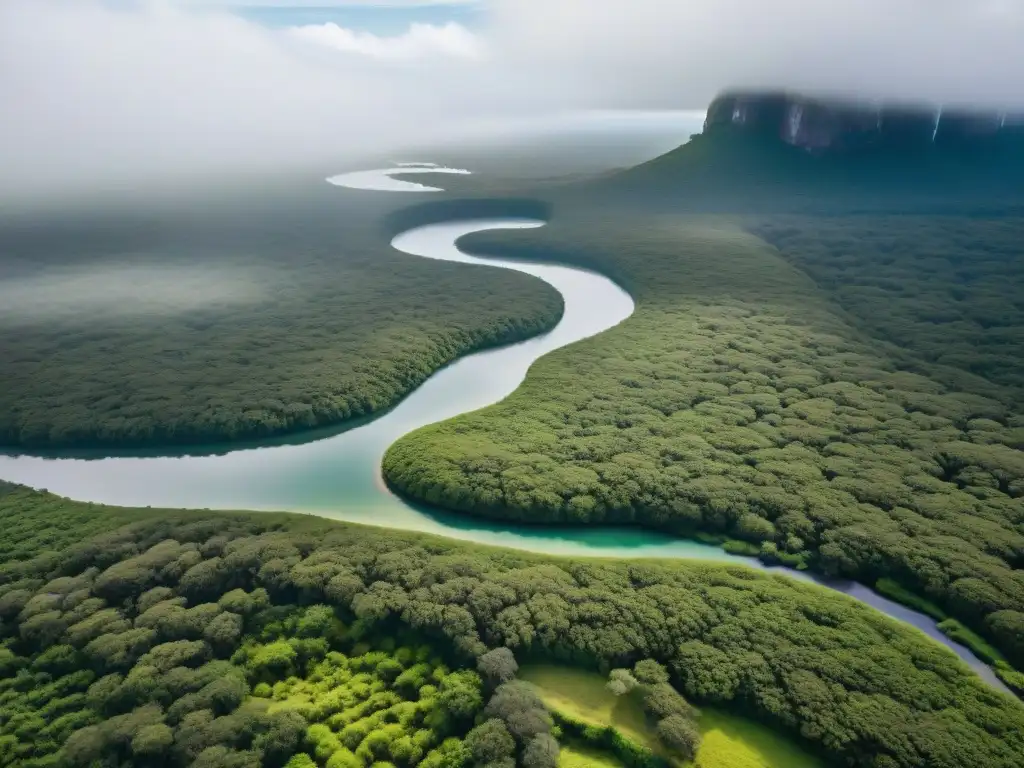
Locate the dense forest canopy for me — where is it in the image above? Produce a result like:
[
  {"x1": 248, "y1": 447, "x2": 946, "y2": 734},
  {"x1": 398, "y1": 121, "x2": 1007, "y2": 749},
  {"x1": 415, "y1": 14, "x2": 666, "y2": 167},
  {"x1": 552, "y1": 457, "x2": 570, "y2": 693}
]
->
[
  {"x1": 751, "y1": 216, "x2": 1024, "y2": 402},
  {"x1": 1, "y1": 483, "x2": 1023, "y2": 768},
  {"x1": 0, "y1": 188, "x2": 562, "y2": 450},
  {"x1": 383, "y1": 210, "x2": 1024, "y2": 671}
]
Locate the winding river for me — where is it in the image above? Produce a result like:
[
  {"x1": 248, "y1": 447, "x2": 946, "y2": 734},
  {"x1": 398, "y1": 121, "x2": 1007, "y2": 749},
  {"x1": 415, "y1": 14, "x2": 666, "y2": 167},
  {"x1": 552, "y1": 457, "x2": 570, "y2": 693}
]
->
[
  {"x1": 327, "y1": 162, "x2": 471, "y2": 192},
  {"x1": 0, "y1": 167, "x2": 1007, "y2": 691}
]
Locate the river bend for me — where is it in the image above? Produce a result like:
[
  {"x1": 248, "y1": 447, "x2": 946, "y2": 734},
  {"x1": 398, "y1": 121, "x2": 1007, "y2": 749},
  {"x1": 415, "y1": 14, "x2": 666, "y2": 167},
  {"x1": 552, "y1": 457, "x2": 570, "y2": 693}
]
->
[{"x1": 0, "y1": 171, "x2": 1007, "y2": 691}]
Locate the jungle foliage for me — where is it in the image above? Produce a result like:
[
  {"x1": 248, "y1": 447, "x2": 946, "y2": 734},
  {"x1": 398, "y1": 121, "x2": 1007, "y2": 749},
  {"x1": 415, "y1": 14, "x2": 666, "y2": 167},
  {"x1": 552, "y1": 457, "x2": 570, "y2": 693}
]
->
[
  {"x1": 0, "y1": 191, "x2": 562, "y2": 450},
  {"x1": 382, "y1": 211, "x2": 1024, "y2": 668},
  {"x1": 1, "y1": 484, "x2": 1023, "y2": 768}
]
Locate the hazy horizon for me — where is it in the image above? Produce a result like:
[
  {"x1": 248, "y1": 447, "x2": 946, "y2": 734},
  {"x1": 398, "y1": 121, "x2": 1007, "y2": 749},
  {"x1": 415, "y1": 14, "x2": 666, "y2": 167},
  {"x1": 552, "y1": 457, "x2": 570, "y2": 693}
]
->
[{"x1": 3, "y1": 0, "x2": 1023, "y2": 202}]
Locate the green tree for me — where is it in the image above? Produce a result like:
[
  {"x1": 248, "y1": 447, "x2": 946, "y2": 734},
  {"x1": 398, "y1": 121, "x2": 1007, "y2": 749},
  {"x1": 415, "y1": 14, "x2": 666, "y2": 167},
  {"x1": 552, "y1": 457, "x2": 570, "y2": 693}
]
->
[
  {"x1": 439, "y1": 671, "x2": 483, "y2": 720},
  {"x1": 521, "y1": 733, "x2": 560, "y2": 768},
  {"x1": 607, "y1": 668, "x2": 638, "y2": 697},
  {"x1": 477, "y1": 648, "x2": 518, "y2": 688},
  {"x1": 656, "y1": 714, "x2": 701, "y2": 762},
  {"x1": 465, "y1": 719, "x2": 515, "y2": 766}
]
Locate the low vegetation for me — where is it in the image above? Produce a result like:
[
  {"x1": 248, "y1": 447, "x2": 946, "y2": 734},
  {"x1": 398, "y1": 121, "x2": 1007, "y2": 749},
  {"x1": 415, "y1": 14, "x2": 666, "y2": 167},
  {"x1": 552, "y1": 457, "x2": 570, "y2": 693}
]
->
[
  {"x1": 557, "y1": 742, "x2": 623, "y2": 768},
  {"x1": 1, "y1": 482, "x2": 1023, "y2": 768},
  {"x1": 0, "y1": 190, "x2": 561, "y2": 450},
  {"x1": 936, "y1": 619, "x2": 1006, "y2": 666},
  {"x1": 694, "y1": 710, "x2": 826, "y2": 768},
  {"x1": 873, "y1": 579, "x2": 947, "y2": 622},
  {"x1": 383, "y1": 210, "x2": 1024, "y2": 671}
]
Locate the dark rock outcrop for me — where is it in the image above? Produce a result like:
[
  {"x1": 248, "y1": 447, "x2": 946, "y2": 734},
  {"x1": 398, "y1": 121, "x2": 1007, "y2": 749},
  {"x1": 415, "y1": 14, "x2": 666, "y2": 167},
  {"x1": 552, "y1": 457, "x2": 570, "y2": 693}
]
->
[
  {"x1": 934, "y1": 109, "x2": 1002, "y2": 150},
  {"x1": 703, "y1": 90, "x2": 1022, "y2": 158},
  {"x1": 878, "y1": 104, "x2": 940, "y2": 149},
  {"x1": 704, "y1": 92, "x2": 791, "y2": 139},
  {"x1": 598, "y1": 89, "x2": 1024, "y2": 214},
  {"x1": 781, "y1": 98, "x2": 880, "y2": 154}
]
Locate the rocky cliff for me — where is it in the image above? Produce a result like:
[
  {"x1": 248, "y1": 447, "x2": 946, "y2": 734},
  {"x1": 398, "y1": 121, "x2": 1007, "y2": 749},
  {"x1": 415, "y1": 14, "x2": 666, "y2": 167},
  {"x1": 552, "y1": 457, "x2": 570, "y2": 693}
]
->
[
  {"x1": 704, "y1": 90, "x2": 1020, "y2": 157},
  {"x1": 587, "y1": 89, "x2": 1024, "y2": 213}
]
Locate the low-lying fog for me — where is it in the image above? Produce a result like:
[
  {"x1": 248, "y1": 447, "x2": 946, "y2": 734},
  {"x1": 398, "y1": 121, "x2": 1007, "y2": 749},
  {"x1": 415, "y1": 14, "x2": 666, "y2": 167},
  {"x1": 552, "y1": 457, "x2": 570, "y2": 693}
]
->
[{"x1": 0, "y1": 261, "x2": 270, "y2": 324}]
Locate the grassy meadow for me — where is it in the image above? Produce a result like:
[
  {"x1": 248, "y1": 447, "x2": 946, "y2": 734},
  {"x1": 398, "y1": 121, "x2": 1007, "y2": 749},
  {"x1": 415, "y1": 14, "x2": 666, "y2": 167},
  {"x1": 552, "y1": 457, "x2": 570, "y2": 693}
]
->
[
  {"x1": 558, "y1": 741, "x2": 625, "y2": 768},
  {"x1": 520, "y1": 665, "x2": 824, "y2": 768}
]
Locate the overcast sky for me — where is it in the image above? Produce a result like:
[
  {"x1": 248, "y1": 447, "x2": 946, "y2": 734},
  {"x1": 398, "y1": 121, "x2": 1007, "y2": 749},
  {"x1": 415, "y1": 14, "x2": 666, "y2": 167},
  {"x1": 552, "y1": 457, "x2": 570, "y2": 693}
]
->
[{"x1": 3, "y1": 0, "x2": 1023, "y2": 203}]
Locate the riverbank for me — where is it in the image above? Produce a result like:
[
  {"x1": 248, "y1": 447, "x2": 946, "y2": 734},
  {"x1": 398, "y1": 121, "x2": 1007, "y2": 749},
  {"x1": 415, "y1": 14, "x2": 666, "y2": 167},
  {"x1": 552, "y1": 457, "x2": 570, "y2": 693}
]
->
[{"x1": 383, "y1": 206, "x2": 1024, "y2": 676}]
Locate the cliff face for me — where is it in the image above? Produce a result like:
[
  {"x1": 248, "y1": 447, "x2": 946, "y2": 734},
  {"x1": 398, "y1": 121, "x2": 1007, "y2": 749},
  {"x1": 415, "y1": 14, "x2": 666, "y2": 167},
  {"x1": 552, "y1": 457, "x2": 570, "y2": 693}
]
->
[
  {"x1": 704, "y1": 90, "x2": 1018, "y2": 156},
  {"x1": 596, "y1": 90, "x2": 1024, "y2": 213},
  {"x1": 933, "y1": 109, "x2": 1002, "y2": 149}
]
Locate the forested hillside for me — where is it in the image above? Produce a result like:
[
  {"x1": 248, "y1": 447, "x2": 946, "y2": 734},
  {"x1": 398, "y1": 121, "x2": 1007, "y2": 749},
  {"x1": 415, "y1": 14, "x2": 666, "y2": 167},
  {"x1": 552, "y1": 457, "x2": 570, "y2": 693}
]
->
[
  {"x1": 383, "y1": 211, "x2": 1024, "y2": 671},
  {"x1": 1, "y1": 483, "x2": 1024, "y2": 767},
  {"x1": 752, "y1": 216, "x2": 1024, "y2": 401},
  {"x1": 0, "y1": 190, "x2": 561, "y2": 450}
]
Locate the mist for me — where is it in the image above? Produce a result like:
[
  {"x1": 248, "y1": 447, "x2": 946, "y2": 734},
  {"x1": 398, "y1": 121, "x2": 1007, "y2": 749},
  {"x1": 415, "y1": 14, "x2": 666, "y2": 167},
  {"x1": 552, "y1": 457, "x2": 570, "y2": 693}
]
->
[
  {"x1": 489, "y1": 0, "x2": 1024, "y2": 110},
  {"x1": 0, "y1": 261, "x2": 270, "y2": 323},
  {"x1": 2, "y1": 0, "x2": 1023, "y2": 205}
]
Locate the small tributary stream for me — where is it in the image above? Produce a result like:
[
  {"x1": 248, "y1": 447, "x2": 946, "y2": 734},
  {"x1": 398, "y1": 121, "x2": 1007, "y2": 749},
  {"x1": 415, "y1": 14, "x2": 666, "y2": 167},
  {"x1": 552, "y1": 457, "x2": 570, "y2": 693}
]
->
[{"x1": 0, "y1": 166, "x2": 1007, "y2": 692}]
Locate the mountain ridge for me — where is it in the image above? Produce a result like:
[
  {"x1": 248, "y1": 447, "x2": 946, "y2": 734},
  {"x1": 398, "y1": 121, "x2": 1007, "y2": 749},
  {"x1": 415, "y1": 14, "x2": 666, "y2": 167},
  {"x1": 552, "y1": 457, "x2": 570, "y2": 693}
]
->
[{"x1": 587, "y1": 90, "x2": 1024, "y2": 213}]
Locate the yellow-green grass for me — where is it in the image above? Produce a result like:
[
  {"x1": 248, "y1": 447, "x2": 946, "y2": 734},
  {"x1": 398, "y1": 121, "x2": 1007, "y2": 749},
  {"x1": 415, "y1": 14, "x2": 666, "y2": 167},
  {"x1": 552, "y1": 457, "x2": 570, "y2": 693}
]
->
[
  {"x1": 520, "y1": 664, "x2": 824, "y2": 768},
  {"x1": 695, "y1": 709, "x2": 822, "y2": 768},
  {"x1": 559, "y1": 741, "x2": 626, "y2": 768},
  {"x1": 520, "y1": 664, "x2": 661, "y2": 751}
]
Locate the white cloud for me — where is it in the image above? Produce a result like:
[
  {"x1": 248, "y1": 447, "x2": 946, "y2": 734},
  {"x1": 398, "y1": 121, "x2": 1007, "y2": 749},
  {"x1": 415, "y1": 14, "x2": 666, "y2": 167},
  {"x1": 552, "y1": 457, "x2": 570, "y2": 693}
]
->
[
  {"x1": 187, "y1": 1, "x2": 480, "y2": 6},
  {"x1": 489, "y1": 0, "x2": 1024, "y2": 109},
  {"x1": 0, "y1": 1, "x2": 524, "y2": 203},
  {"x1": 2, "y1": 0, "x2": 1024, "y2": 205},
  {"x1": 290, "y1": 21, "x2": 483, "y2": 59}
]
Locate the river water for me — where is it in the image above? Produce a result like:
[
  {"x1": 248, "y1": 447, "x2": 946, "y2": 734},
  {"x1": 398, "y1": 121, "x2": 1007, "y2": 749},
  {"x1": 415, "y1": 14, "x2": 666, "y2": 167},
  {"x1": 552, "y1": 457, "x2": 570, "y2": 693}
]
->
[
  {"x1": 327, "y1": 163, "x2": 470, "y2": 192},
  {"x1": 0, "y1": 168, "x2": 1007, "y2": 691}
]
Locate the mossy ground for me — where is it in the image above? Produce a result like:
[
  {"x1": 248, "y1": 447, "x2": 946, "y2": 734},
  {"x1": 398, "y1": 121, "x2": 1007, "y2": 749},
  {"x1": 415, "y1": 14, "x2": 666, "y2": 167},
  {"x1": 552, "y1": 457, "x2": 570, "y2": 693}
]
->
[
  {"x1": 694, "y1": 710, "x2": 823, "y2": 768},
  {"x1": 558, "y1": 741, "x2": 625, "y2": 768}
]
